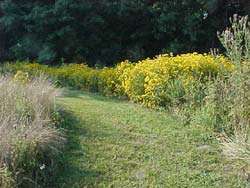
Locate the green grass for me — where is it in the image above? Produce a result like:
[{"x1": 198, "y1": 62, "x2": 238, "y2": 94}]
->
[{"x1": 55, "y1": 90, "x2": 247, "y2": 188}]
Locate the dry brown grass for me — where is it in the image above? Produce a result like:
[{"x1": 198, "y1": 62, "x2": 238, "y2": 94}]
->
[{"x1": 0, "y1": 74, "x2": 64, "y2": 187}]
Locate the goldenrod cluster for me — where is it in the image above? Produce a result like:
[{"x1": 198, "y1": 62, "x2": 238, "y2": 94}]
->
[
  {"x1": 118, "y1": 53, "x2": 232, "y2": 107},
  {"x1": 13, "y1": 71, "x2": 30, "y2": 84},
  {"x1": 5, "y1": 53, "x2": 232, "y2": 108}
]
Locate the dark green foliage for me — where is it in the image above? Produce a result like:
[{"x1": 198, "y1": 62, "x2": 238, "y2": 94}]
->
[{"x1": 0, "y1": 0, "x2": 248, "y2": 65}]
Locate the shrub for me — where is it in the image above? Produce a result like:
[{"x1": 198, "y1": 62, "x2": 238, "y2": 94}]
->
[
  {"x1": 98, "y1": 67, "x2": 117, "y2": 96},
  {"x1": 4, "y1": 52, "x2": 232, "y2": 107},
  {"x1": 51, "y1": 64, "x2": 91, "y2": 89},
  {"x1": 120, "y1": 53, "x2": 232, "y2": 108},
  {"x1": 3, "y1": 52, "x2": 232, "y2": 108}
]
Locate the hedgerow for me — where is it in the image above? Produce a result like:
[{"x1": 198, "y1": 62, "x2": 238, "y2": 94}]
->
[{"x1": 3, "y1": 52, "x2": 232, "y2": 108}]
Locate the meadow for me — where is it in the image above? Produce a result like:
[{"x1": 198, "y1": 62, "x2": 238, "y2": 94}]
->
[{"x1": 0, "y1": 16, "x2": 249, "y2": 187}]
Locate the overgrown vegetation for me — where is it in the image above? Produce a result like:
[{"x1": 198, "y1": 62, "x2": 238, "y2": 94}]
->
[
  {"x1": 214, "y1": 15, "x2": 249, "y2": 169},
  {"x1": 0, "y1": 74, "x2": 64, "y2": 187},
  {"x1": 2, "y1": 53, "x2": 232, "y2": 105},
  {"x1": 1, "y1": 15, "x2": 249, "y2": 186}
]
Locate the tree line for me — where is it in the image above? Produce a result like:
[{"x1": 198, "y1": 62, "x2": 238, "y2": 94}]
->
[{"x1": 0, "y1": 0, "x2": 249, "y2": 66}]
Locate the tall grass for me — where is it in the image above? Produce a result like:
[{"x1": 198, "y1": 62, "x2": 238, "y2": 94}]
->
[
  {"x1": 217, "y1": 15, "x2": 250, "y2": 169},
  {"x1": 0, "y1": 74, "x2": 63, "y2": 187},
  {"x1": 187, "y1": 15, "x2": 250, "y2": 175}
]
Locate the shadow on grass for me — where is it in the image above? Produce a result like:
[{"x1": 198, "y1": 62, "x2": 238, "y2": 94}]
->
[
  {"x1": 62, "y1": 88, "x2": 129, "y2": 104},
  {"x1": 52, "y1": 109, "x2": 104, "y2": 188}
]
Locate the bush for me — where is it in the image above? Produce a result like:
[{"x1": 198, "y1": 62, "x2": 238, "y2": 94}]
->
[
  {"x1": 119, "y1": 53, "x2": 232, "y2": 108},
  {"x1": 98, "y1": 68, "x2": 117, "y2": 96},
  {"x1": 4, "y1": 53, "x2": 232, "y2": 108},
  {"x1": 0, "y1": 74, "x2": 64, "y2": 187}
]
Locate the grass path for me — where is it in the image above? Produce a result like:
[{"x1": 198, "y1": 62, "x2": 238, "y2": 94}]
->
[{"x1": 55, "y1": 90, "x2": 246, "y2": 188}]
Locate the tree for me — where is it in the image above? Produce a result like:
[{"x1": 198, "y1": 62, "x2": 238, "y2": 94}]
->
[{"x1": 0, "y1": 0, "x2": 248, "y2": 65}]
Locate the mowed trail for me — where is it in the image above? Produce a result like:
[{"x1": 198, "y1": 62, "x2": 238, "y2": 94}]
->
[{"x1": 54, "y1": 90, "x2": 246, "y2": 188}]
